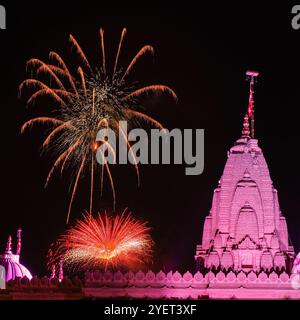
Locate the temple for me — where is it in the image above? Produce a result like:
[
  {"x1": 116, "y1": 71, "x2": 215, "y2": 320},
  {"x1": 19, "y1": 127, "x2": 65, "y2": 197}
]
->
[
  {"x1": 195, "y1": 71, "x2": 295, "y2": 274},
  {"x1": 195, "y1": 114, "x2": 295, "y2": 274},
  {"x1": 0, "y1": 71, "x2": 299, "y2": 299}
]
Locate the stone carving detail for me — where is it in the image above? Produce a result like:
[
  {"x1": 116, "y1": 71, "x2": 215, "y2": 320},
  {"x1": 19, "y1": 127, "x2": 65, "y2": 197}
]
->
[
  {"x1": 195, "y1": 133, "x2": 295, "y2": 273},
  {"x1": 7, "y1": 276, "x2": 82, "y2": 289},
  {"x1": 83, "y1": 270, "x2": 296, "y2": 289},
  {"x1": 3, "y1": 271, "x2": 300, "y2": 300}
]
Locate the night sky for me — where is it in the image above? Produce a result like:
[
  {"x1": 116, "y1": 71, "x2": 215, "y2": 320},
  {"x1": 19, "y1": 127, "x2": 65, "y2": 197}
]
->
[{"x1": 0, "y1": 2, "x2": 299, "y2": 276}]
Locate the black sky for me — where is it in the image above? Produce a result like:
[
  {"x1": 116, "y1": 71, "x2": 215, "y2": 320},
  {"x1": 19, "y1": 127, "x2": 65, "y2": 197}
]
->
[{"x1": 0, "y1": 1, "x2": 299, "y2": 276}]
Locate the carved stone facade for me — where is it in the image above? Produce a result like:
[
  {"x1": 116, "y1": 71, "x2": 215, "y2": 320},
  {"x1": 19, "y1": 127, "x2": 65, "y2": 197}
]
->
[
  {"x1": 0, "y1": 276, "x2": 83, "y2": 300},
  {"x1": 82, "y1": 270, "x2": 300, "y2": 299},
  {"x1": 195, "y1": 124, "x2": 295, "y2": 274},
  {"x1": 1, "y1": 271, "x2": 300, "y2": 299}
]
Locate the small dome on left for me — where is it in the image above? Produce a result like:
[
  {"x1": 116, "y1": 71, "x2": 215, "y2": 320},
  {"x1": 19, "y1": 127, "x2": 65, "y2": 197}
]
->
[{"x1": 0, "y1": 229, "x2": 32, "y2": 282}]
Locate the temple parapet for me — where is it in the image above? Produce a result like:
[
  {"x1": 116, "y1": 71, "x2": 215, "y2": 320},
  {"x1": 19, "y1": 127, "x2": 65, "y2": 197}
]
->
[
  {"x1": 1, "y1": 271, "x2": 299, "y2": 299},
  {"x1": 6, "y1": 275, "x2": 83, "y2": 289},
  {"x1": 82, "y1": 270, "x2": 300, "y2": 299},
  {"x1": 84, "y1": 270, "x2": 297, "y2": 289}
]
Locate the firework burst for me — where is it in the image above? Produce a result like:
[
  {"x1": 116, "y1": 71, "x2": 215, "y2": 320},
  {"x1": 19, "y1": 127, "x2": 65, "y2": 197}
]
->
[
  {"x1": 47, "y1": 209, "x2": 153, "y2": 271},
  {"x1": 20, "y1": 28, "x2": 177, "y2": 223}
]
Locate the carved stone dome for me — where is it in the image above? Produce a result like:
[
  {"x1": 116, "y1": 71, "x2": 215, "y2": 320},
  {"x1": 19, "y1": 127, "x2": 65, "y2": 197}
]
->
[{"x1": 0, "y1": 230, "x2": 32, "y2": 282}]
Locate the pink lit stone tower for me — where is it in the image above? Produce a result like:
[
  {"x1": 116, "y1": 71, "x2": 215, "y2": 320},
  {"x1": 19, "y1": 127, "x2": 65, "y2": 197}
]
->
[{"x1": 195, "y1": 72, "x2": 295, "y2": 275}]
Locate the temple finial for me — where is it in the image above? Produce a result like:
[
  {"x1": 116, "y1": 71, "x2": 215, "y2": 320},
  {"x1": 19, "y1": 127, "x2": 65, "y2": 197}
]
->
[
  {"x1": 6, "y1": 235, "x2": 12, "y2": 253},
  {"x1": 246, "y1": 70, "x2": 259, "y2": 138},
  {"x1": 51, "y1": 264, "x2": 56, "y2": 279},
  {"x1": 59, "y1": 260, "x2": 64, "y2": 282},
  {"x1": 16, "y1": 228, "x2": 22, "y2": 256},
  {"x1": 242, "y1": 113, "x2": 250, "y2": 137}
]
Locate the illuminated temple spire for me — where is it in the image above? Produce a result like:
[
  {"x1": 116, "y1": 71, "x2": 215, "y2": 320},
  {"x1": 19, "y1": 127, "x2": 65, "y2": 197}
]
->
[{"x1": 195, "y1": 71, "x2": 295, "y2": 274}]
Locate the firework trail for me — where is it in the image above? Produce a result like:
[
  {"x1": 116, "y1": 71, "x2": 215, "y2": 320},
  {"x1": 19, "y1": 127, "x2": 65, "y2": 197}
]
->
[
  {"x1": 47, "y1": 209, "x2": 153, "y2": 272},
  {"x1": 19, "y1": 27, "x2": 177, "y2": 223}
]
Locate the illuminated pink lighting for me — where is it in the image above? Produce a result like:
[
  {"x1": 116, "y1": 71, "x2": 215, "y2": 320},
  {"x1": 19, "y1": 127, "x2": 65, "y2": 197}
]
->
[
  {"x1": 0, "y1": 229, "x2": 33, "y2": 282},
  {"x1": 80, "y1": 85, "x2": 300, "y2": 299},
  {"x1": 246, "y1": 70, "x2": 259, "y2": 138},
  {"x1": 195, "y1": 119, "x2": 295, "y2": 274}
]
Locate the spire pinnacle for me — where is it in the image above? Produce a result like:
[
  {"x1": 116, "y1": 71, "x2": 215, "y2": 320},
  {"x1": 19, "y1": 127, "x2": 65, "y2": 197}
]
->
[
  {"x1": 59, "y1": 260, "x2": 64, "y2": 282},
  {"x1": 16, "y1": 229, "x2": 22, "y2": 256},
  {"x1": 6, "y1": 235, "x2": 12, "y2": 253},
  {"x1": 51, "y1": 264, "x2": 56, "y2": 279},
  {"x1": 246, "y1": 70, "x2": 259, "y2": 138}
]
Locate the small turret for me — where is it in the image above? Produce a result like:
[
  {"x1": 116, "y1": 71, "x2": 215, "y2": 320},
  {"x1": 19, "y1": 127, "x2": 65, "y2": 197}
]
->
[
  {"x1": 16, "y1": 229, "x2": 22, "y2": 256},
  {"x1": 59, "y1": 260, "x2": 64, "y2": 282},
  {"x1": 6, "y1": 236, "x2": 12, "y2": 253},
  {"x1": 51, "y1": 264, "x2": 56, "y2": 279}
]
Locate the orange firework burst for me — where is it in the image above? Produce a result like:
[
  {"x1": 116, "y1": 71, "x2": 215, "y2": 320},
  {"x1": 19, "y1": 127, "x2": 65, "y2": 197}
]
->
[
  {"x1": 19, "y1": 27, "x2": 177, "y2": 223},
  {"x1": 48, "y1": 210, "x2": 153, "y2": 271}
]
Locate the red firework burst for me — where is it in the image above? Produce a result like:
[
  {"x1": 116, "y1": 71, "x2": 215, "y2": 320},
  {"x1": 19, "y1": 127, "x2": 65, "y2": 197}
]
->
[{"x1": 48, "y1": 209, "x2": 153, "y2": 271}]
